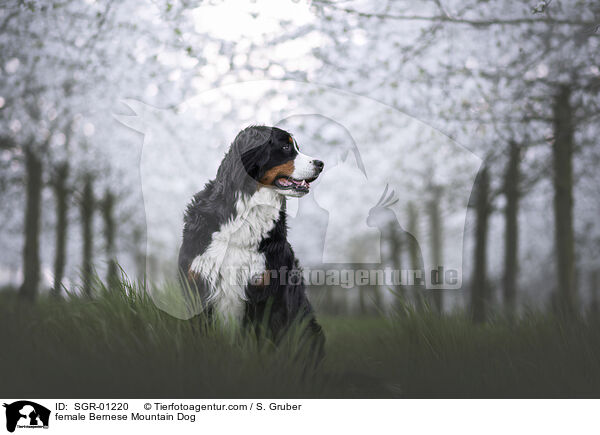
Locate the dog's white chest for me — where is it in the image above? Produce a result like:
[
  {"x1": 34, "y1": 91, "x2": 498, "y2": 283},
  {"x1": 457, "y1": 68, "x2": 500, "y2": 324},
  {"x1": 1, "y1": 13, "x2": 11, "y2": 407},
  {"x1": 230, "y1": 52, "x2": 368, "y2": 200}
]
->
[{"x1": 190, "y1": 189, "x2": 282, "y2": 323}]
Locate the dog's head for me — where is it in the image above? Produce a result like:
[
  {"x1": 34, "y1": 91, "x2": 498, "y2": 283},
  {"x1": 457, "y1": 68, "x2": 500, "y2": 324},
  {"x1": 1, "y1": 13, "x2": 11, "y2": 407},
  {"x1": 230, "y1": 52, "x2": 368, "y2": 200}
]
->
[{"x1": 226, "y1": 126, "x2": 324, "y2": 198}]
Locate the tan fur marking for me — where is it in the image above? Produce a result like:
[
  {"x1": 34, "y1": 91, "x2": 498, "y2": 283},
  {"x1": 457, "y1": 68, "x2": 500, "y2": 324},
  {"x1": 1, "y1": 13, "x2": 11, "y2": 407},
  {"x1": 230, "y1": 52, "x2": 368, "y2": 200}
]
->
[{"x1": 259, "y1": 160, "x2": 295, "y2": 186}]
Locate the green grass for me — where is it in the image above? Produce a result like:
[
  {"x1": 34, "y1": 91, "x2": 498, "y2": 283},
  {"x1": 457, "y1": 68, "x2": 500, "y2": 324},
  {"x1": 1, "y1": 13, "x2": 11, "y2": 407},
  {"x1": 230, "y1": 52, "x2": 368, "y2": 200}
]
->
[{"x1": 2, "y1": 279, "x2": 600, "y2": 398}]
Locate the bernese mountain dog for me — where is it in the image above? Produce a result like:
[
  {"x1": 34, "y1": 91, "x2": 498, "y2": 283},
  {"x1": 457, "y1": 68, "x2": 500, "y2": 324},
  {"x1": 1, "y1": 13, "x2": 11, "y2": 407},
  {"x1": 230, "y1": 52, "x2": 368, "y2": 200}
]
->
[{"x1": 178, "y1": 125, "x2": 325, "y2": 359}]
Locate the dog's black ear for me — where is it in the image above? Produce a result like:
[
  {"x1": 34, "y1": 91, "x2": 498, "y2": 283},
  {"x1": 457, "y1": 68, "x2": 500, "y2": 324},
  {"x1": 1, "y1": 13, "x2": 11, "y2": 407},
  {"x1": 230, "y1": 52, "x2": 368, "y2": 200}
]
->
[
  {"x1": 236, "y1": 126, "x2": 272, "y2": 180},
  {"x1": 241, "y1": 143, "x2": 270, "y2": 180},
  {"x1": 217, "y1": 126, "x2": 272, "y2": 195}
]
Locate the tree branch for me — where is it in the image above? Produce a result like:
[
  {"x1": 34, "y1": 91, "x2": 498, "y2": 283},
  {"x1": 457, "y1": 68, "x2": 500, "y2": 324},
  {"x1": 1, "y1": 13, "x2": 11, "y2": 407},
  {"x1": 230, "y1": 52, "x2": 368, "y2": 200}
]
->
[{"x1": 313, "y1": 0, "x2": 597, "y2": 27}]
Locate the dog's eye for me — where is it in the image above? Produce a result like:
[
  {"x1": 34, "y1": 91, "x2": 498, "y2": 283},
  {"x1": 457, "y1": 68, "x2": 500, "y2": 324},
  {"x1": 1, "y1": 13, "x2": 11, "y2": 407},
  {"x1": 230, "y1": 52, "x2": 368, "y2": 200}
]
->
[{"x1": 282, "y1": 144, "x2": 291, "y2": 151}]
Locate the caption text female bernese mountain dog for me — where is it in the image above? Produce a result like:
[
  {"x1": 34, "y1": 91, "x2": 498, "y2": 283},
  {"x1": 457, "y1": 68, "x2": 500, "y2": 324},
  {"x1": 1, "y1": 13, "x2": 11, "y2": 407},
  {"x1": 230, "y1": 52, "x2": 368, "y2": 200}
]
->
[{"x1": 178, "y1": 126, "x2": 325, "y2": 360}]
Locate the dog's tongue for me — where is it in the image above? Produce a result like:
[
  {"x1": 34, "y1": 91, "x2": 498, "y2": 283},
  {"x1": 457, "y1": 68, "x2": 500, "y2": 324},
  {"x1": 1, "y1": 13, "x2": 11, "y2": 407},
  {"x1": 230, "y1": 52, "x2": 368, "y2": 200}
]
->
[{"x1": 279, "y1": 178, "x2": 309, "y2": 188}]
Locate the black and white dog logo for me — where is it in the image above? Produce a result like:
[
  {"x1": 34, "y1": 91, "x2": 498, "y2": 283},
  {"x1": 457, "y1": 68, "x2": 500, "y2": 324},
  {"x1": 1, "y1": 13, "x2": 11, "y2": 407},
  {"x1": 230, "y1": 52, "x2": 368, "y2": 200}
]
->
[{"x1": 3, "y1": 401, "x2": 50, "y2": 433}]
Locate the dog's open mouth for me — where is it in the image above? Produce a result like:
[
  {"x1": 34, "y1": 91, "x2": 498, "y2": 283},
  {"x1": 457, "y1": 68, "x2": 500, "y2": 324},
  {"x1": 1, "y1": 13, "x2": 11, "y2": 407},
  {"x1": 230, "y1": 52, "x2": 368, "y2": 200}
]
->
[{"x1": 274, "y1": 176, "x2": 312, "y2": 193}]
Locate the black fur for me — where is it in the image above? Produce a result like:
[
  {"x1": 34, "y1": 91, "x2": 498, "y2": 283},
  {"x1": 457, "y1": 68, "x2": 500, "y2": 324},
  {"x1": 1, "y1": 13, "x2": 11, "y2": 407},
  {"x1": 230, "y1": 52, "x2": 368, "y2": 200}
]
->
[{"x1": 178, "y1": 126, "x2": 325, "y2": 361}]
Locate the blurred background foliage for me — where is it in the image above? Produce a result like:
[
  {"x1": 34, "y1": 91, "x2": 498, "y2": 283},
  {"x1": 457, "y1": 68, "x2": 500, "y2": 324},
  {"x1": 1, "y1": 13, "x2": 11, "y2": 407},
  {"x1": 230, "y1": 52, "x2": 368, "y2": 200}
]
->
[{"x1": 0, "y1": 0, "x2": 599, "y2": 323}]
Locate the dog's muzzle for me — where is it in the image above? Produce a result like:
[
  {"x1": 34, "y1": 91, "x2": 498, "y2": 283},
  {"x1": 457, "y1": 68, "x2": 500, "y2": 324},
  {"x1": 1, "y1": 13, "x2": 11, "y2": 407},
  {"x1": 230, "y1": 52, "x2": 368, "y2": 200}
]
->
[{"x1": 275, "y1": 157, "x2": 324, "y2": 196}]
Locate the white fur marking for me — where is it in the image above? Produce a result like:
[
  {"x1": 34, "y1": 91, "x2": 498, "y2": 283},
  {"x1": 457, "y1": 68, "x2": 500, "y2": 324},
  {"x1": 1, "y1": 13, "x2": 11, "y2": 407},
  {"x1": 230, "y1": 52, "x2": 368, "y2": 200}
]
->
[
  {"x1": 190, "y1": 189, "x2": 282, "y2": 324},
  {"x1": 291, "y1": 138, "x2": 318, "y2": 180}
]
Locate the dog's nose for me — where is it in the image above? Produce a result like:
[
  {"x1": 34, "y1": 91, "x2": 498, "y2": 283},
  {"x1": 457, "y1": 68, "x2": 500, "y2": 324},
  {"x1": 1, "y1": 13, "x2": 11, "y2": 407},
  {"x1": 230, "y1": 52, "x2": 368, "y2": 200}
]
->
[{"x1": 312, "y1": 160, "x2": 324, "y2": 172}]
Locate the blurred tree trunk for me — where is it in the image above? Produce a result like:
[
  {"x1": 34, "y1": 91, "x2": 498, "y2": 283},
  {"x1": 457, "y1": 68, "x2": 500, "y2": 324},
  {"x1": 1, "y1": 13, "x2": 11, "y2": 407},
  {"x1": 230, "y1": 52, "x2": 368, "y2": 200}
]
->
[
  {"x1": 358, "y1": 285, "x2": 367, "y2": 315},
  {"x1": 589, "y1": 270, "x2": 599, "y2": 316},
  {"x1": 371, "y1": 284, "x2": 382, "y2": 312},
  {"x1": 133, "y1": 226, "x2": 146, "y2": 288},
  {"x1": 388, "y1": 220, "x2": 403, "y2": 269},
  {"x1": 471, "y1": 166, "x2": 490, "y2": 323},
  {"x1": 388, "y1": 220, "x2": 404, "y2": 304},
  {"x1": 51, "y1": 162, "x2": 69, "y2": 297},
  {"x1": 503, "y1": 141, "x2": 520, "y2": 314},
  {"x1": 407, "y1": 202, "x2": 424, "y2": 310},
  {"x1": 81, "y1": 175, "x2": 95, "y2": 296},
  {"x1": 102, "y1": 189, "x2": 118, "y2": 290},
  {"x1": 427, "y1": 185, "x2": 443, "y2": 313},
  {"x1": 20, "y1": 147, "x2": 43, "y2": 301},
  {"x1": 552, "y1": 85, "x2": 576, "y2": 315}
]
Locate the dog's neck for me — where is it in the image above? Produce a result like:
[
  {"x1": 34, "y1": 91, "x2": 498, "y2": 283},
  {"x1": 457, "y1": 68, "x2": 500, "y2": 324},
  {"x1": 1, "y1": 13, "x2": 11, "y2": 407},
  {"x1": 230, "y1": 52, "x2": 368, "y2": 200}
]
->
[
  {"x1": 236, "y1": 188, "x2": 283, "y2": 215},
  {"x1": 226, "y1": 188, "x2": 283, "y2": 244}
]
